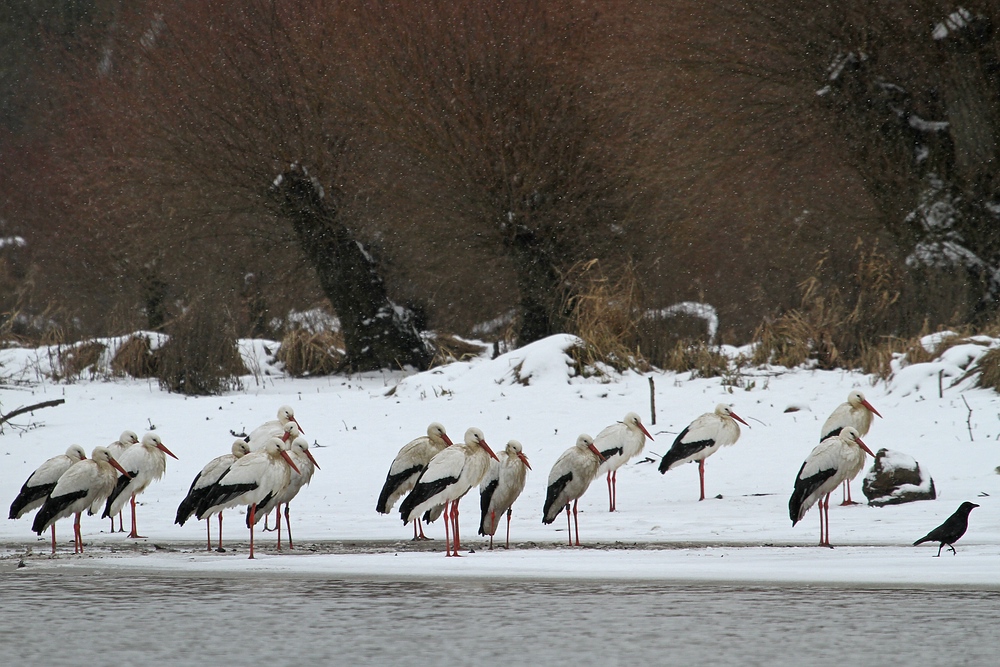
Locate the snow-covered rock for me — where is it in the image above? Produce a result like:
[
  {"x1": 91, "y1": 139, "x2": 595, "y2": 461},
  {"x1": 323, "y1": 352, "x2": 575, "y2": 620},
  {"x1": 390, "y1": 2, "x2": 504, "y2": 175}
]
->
[{"x1": 863, "y1": 448, "x2": 936, "y2": 506}]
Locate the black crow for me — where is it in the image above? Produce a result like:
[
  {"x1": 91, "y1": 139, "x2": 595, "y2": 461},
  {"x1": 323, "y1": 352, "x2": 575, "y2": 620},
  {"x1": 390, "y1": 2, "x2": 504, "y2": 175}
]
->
[{"x1": 913, "y1": 501, "x2": 979, "y2": 556}]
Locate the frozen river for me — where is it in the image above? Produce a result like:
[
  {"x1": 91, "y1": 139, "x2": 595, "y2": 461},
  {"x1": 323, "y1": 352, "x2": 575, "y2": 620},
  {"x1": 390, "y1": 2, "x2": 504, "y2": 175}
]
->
[{"x1": 3, "y1": 570, "x2": 998, "y2": 666}]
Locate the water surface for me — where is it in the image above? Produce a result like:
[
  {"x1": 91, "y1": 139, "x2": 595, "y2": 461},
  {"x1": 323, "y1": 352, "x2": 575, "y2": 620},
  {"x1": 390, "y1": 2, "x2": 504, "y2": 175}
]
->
[{"x1": 3, "y1": 571, "x2": 997, "y2": 666}]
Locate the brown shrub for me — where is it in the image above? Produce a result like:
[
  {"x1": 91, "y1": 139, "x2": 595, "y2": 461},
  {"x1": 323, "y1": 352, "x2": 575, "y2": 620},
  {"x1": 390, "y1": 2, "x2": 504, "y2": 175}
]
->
[
  {"x1": 111, "y1": 334, "x2": 159, "y2": 378},
  {"x1": 972, "y1": 348, "x2": 1000, "y2": 392},
  {"x1": 275, "y1": 329, "x2": 346, "y2": 377},
  {"x1": 430, "y1": 333, "x2": 489, "y2": 367},
  {"x1": 752, "y1": 238, "x2": 905, "y2": 370},
  {"x1": 659, "y1": 340, "x2": 731, "y2": 378},
  {"x1": 156, "y1": 303, "x2": 247, "y2": 395},
  {"x1": 563, "y1": 259, "x2": 648, "y2": 373},
  {"x1": 55, "y1": 341, "x2": 106, "y2": 380}
]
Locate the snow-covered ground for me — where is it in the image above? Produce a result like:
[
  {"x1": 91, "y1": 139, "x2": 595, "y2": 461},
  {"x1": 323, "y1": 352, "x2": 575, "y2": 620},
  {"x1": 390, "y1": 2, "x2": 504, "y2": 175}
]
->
[{"x1": 2, "y1": 333, "x2": 998, "y2": 586}]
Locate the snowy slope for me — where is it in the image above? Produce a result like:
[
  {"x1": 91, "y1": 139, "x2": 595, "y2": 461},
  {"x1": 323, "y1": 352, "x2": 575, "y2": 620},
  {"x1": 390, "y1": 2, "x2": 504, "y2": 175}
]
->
[{"x1": 1, "y1": 334, "x2": 998, "y2": 585}]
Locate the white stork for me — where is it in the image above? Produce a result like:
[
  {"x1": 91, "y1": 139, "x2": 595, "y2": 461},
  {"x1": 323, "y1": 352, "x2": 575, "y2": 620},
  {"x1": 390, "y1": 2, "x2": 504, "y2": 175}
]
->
[
  {"x1": 820, "y1": 390, "x2": 882, "y2": 505},
  {"x1": 376, "y1": 422, "x2": 454, "y2": 540},
  {"x1": 399, "y1": 427, "x2": 498, "y2": 557},
  {"x1": 102, "y1": 432, "x2": 178, "y2": 538},
  {"x1": 789, "y1": 427, "x2": 875, "y2": 547},
  {"x1": 247, "y1": 405, "x2": 304, "y2": 451},
  {"x1": 249, "y1": 435, "x2": 320, "y2": 550},
  {"x1": 261, "y1": 422, "x2": 302, "y2": 531},
  {"x1": 594, "y1": 412, "x2": 654, "y2": 511},
  {"x1": 106, "y1": 430, "x2": 140, "y2": 532},
  {"x1": 478, "y1": 440, "x2": 531, "y2": 550},
  {"x1": 9, "y1": 444, "x2": 87, "y2": 551},
  {"x1": 174, "y1": 439, "x2": 251, "y2": 552},
  {"x1": 195, "y1": 438, "x2": 300, "y2": 559},
  {"x1": 31, "y1": 447, "x2": 130, "y2": 554},
  {"x1": 658, "y1": 404, "x2": 748, "y2": 501},
  {"x1": 543, "y1": 434, "x2": 605, "y2": 546}
]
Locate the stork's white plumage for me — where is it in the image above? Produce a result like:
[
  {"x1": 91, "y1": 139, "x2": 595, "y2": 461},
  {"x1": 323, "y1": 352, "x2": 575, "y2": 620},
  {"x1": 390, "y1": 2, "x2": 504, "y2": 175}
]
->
[
  {"x1": 9, "y1": 444, "x2": 87, "y2": 520},
  {"x1": 249, "y1": 435, "x2": 319, "y2": 550},
  {"x1": 195, "y1": 438, "x2": 300, "y2": 559},
  {"x1": 478, "y1": 440, "x2": 531, "y2": 549},
  {"x1": 247, "y1": 405, "x2": 304, "y2": 451},
  {"x1": 376, "y1": 422, "x2": 453, "y2": 540},
  {"x1": 31, "y1": 447, "x2": 129, "y2": 554},
  {"x1": 658, "y1": 404, "x2": 748, "y2": 501},
  {"x1": 543, "y1": 434, "x2": 605, "y2": 546},
  {"x1": 106, "y1": 430, "x2": 139, "y2": 532},
  {"x1": 789, "y1": 427, "x2": 875, "y2": 547},
  {"x1": 102, "y1": 432, "x2": 177, "y2": 538},
  {"x1": 174, "y1": 439, "x2": 251, "y2": 551},
  {"x1": 399, "y1": 427, "x2": 498, "y2": 557},
  {"x1": 820, "y1": 390, "x2": 882, "y2": 505},
  {"x1": 594, "y1": 412, "x2": 653, "y2": 512}
]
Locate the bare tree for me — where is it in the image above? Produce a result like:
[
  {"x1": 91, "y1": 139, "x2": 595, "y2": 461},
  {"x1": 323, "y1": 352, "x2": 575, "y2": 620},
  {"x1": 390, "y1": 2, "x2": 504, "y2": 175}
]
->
[
  {"x1": 84, "y1": 0, "x2": 432, "y2": 369},
  {"x1": 350, "y1": 0, "x2": 640, "y2": 344}
]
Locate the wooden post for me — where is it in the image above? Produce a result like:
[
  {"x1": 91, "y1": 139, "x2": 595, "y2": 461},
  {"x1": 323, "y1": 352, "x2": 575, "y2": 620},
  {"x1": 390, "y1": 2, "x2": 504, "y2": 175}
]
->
[{"x1": 648, "y1": 376, "x2": 656, "y2": 425}]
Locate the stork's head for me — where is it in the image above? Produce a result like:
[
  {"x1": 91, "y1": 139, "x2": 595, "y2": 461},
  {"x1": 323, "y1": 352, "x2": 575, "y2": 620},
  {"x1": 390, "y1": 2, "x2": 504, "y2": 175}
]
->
[
  {"x1": 428, "y1": 422, "x2": 454, "y2": 447},
  {"x1": 847, "y1": 390, "x2": 882, "y2": 418},
  {"x1": 624, "y1": 412, "x2": 654, "y2": 441},
  {"x1": 505, "y1": 439, "x2": 531, "y2": 470}
]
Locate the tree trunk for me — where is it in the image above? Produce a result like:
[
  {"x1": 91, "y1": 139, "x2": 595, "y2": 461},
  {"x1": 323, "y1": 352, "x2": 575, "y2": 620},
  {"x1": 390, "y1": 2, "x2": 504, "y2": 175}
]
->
[
  {"x1": 509, "y1": 230, "x2": 568, "y2": 344},
  {"x1": 271, "y1": 164, "x2": 432, "y2": 371}
]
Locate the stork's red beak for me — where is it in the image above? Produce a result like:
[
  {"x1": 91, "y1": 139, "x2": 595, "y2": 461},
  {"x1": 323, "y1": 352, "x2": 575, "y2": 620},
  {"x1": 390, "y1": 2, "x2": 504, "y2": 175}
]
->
[
  {"x1": 305, "y1": 449, "x2": 320, "y2": 470},
  {"x1": 730, "y1": 411, "x2": 750, "y2": 427},
  {"x1": 855, "y1": 436, "x2": 875, "y2": 458},
  {"x1": 589, "y1": 444, "x2": 606, "y2": 463},
  {"x1": 638, "y1": 422, "x2": 654, "y2": 441},
  {"x1": 861, "y1": 399, "x2": 882, "y2": 419},
  {"x1": 280, "y1": 449, "x2": 301, "y2": 474},
  {"x1": 442, "y1": 432, "x2": 454, "y2": 447},
  {"x1": 517, "y1": 452, "x2": 532, "y2": 470},
  {"x1": 157, "y1": 442, "x2": 179, "y2": 460},
  {"x1": 293, "y1": 418, "x2": 305, "y2": 434},
  {"x1": 109, "y1": 457, "x2": 131, "y2": 478},
  {"x1": 480, "y1": 439, "x2": 499, "y2": 461}
]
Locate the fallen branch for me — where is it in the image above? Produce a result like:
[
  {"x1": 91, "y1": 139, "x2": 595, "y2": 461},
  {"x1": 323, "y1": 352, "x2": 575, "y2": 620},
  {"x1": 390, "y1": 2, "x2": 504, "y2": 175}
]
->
[
  {"x1": 961, "y1": 394, "x2": 974, "y2": 441},
  {"x1": 0, "y1": 398, "x2": 66, "y2": 428}
]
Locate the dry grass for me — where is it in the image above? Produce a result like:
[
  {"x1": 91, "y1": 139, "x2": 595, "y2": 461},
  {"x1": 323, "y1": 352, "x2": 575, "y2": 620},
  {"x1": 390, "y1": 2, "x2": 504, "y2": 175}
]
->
[
  {"x1": 752, "y1": 238, "x2": 905, "y2": 370},
  {"x1": 430, "y1": 333, "x2": 489, "y2": 367},
  {"x1": 659, "y1": 340, "x2": 731, "y2": 378},
  {"x1": 111, "y1": 334, "x2": 159, "y2": 378},
  {"x1": 562, "y1": 259, "x2": 648, "y2": 374},
  {"x1": 156, "y1": 303, "x2": 247, "y2": 395},
  {"x1": 54, "y1": 341, "x2": 106, "y2": 380},
  {"x1": 275, "y1": 329, "x2": 346, "y2": 377},
  {"x1": 972, "y1": 348, "x2": 1000, "y2": 392}
]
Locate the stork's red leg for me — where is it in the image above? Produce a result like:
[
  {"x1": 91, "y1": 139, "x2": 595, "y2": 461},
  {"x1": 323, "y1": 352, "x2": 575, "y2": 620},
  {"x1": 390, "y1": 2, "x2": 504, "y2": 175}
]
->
[
  {"x1": 128, "y1": 495, "x2": 146, "y2": 538},
  {"x1": 573, "y1": 499, "x2": 581, "y2": 546},
  {"x1": 452, "y1": 498, "x2": 462, "y2": 555},
  {"x1": 611, "y1": 471, "x2": 617, "y2": 512},
  {"x1": 50, "y1": 524, "x2": 56, "y2": 555},
  {"x1": 285, "y1": 504, "x2": 293, "y2": 550},
  {"x1": 275, "y1": 503, "x2": 282, "y2": 551},
  {"x1": 74, "y1": 512, "x2": 82, "y2": 554},
  {"x1": 489, "y1": 510, "x2": 496, "y2": 551},
  {"x1": 206, "y1": 518, "x2": 212, "y2": 551},
  {"x1": 443, "y1": 501, "x2": 453, "y2": 556},
  {"x1": 117, "y1": 511, "x2": 124, "y2": 533},
  {"x1": 565, "y1": 505, "x2": 572, "y2": 546},
  {"x1": 606, "y1": 472, "x2": 614, "y2": 512},
  {"x1": 248, "y1": 504, "x2": 257, "y2": 559},
  {"x1": 698, "y1": 460, "x2": 706, "y2": 501},
  {"x1": 505, "y1": 508, "x2": 512, "y2": 549},
  {"x1": 217, "y1": 513, "x2": 225, "y2": 552}
]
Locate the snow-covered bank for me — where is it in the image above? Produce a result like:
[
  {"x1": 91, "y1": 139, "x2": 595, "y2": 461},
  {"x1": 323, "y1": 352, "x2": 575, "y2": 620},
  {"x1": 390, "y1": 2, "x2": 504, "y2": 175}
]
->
[{"x1": 2, "y1": 334, "x2": 998, "y2": 584}]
